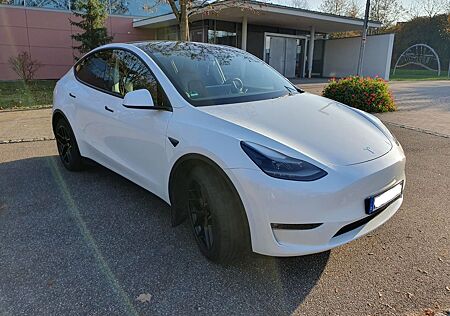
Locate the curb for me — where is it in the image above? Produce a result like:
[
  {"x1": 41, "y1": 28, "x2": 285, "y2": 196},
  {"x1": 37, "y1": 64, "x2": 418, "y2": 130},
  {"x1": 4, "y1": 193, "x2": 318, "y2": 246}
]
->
[
  {"x1": 0, "y1": 106, "x2": 52, "y2": 113},
  {"x1": 0, "y1": 137, "x2": 55, "y2": 144},
  {"x1": 384, "y1": 121, "x2": 449, "y2": 139}
]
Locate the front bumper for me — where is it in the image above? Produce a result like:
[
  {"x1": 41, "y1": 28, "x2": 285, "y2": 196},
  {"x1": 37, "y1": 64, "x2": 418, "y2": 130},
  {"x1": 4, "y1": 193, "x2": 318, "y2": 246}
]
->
[{"x1": 226, "y1": 146, "x2": 406, "y2": 257}]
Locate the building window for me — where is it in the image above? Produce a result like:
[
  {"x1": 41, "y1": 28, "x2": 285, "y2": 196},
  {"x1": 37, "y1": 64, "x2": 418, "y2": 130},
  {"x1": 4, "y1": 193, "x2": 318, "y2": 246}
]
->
[
  {"x1": 156, "y1": 26, "x2": 179, "y2": 40},
  {"x1": 215, "y1": 30, "x2": 237, "y2": 46},
  {"x1": 1, "y1": 0, "x2": 24, "y2": 5},
  {"x1": 206, "y1": 20, "x2": 239, "y2": 48},
  {"x1": 109, "y1": 0, "x2": 128, "y2": 15},
  {"x1": 27, "y1": 0, "x2": 70, "y2": 10},
  {"x1": 1, "y1": 0, "x2": 172, "y2": 18},
  {"x1": 109, "y1": 0, "x2": 157, "y2": 17},
  {"x1": 190, "y1": 28, "x2": 204, "y2": 43}
]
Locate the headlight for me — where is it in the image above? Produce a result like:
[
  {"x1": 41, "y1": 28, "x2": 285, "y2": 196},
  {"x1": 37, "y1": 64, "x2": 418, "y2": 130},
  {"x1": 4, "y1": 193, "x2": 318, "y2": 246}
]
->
[{"x1": 240, "y1": 142, "x2": 327, "y2": 181}]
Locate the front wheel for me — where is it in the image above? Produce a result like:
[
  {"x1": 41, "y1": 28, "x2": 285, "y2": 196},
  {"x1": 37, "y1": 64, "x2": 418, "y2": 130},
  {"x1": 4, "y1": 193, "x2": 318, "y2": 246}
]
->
[
  {"x1": 186, "y1": 166, "x2": 250, "y2": 263},
  {"x1": 54, "y1": 118, "x2": 85, "y2": 171}
]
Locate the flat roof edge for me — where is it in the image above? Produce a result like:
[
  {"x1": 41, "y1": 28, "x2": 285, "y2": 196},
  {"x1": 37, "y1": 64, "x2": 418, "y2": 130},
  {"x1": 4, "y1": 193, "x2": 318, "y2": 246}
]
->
[{"x1": 133, "y1": 1, "x2": 382, "y2": 29}]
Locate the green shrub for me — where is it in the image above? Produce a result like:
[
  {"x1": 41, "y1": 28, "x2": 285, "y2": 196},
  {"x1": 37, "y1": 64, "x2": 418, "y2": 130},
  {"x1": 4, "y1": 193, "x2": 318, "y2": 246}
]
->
[{"x1": 322, "y1": 76, "x2": 396, "y2": 113}]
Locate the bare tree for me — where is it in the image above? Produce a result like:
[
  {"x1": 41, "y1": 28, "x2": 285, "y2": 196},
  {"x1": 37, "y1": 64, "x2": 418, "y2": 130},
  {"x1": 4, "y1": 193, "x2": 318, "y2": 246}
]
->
[
  {"x1": 290, "y1": 0, "x2": 308, "y2": 9},
  {"x1": 422, "y1": 0, "x2": 444, "y2": 17},
  {"x1": 8, "y1": 51, "x2": 41, "y2": 83},
  {"x1": 346, "y1": 0, "x2": 361, "y2": 17},
  {"x1": 408, "y1": 0, "x2": 449, "y2": 18},
  {"x1": 407, "y1": 0, "x2": 423, "y2": 18},
  {"x1": 369, "y1": 0, "x2": 403, "y2": 30},
  {"x1": 320, "y1": 0, "x2": 361, "y2": 37},
  {"x1": 319, "y1": 0, "x2": 350, "y2": 16}
]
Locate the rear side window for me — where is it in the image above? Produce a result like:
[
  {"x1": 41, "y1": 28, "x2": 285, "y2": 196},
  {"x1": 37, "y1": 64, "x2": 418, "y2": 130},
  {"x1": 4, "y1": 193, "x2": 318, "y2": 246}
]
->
[
  {"x1": 75, "y1": 48, "x2": 170, "y2": 108},
  {"x1": 75, "y1": 50, "x2": 115, "y2": 93}
]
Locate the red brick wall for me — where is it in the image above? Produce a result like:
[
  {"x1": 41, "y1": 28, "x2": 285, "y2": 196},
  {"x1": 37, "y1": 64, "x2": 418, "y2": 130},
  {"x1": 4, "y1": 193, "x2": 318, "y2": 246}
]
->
[{"x1": 0, "y1": 6, "x2": 155, "y2": 80}]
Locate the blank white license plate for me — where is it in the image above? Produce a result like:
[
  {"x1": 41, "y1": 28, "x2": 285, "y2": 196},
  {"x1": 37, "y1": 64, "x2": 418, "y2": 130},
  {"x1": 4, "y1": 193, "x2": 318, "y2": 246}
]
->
[{"x1": 366, "y1": 181, "x2": 403, "y2": 214}]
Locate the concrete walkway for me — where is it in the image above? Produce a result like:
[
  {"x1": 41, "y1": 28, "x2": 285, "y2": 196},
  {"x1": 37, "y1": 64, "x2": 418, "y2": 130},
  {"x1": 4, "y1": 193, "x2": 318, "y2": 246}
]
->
[
  {"x1": 299, "y1": 80, "x2": 450, "y2": 138},
  {"x1": 0, "y1": 108, "x2": 53, "y2": 143},
  {"x1": 0, "y1": 80, "x2": 449, "y2": 142},
  {"x1": 376, "y1": 81, "x2": 450, "y2": 137}
]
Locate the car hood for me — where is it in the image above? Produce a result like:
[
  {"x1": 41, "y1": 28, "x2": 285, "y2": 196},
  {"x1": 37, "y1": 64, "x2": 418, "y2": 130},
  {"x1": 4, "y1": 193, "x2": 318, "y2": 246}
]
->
[{"x1": 198, "y1": 93, "x2": 392, "y2": 166}]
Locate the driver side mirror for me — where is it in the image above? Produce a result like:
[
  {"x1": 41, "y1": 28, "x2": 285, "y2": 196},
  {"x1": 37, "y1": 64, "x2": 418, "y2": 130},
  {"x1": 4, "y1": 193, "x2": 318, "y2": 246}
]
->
[{"x1": 123, "y1": 89, "x2": 169, "y2": 111}]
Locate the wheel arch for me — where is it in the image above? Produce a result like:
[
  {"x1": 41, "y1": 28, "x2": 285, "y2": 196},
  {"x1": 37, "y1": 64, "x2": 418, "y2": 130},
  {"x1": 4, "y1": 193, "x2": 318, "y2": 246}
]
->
[
  {"x1": 52, "y1": 109, "x2": 69, "y2": 132},
  {"x1": 168, "y1": 153, "x2": 249, "y2": 229},
  {"x1": 52, "y1": 109, "x2": 85, "y2": 159}
]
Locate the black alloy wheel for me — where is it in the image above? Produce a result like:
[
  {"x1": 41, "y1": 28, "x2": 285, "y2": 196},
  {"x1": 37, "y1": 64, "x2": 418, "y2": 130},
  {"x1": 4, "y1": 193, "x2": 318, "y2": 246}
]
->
[
  {"x1": 183, "y1": 165, "x2": 251, "y2": 263},
  {"x1": 54, "y1": 118, "x2": 84, "y2": 171},
  {"x1": 187, "y1": 180, "x2": 214, "y2": 252},
  {"x1": 56, "y1": 124, "x2": 73, "y2": 165}
]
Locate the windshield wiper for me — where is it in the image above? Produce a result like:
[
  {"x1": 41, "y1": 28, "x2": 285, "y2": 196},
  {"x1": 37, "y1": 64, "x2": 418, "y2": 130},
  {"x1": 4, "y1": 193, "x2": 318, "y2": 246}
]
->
[{"x1": 284, "y1": 85, "x2": 299, "y2": 96}]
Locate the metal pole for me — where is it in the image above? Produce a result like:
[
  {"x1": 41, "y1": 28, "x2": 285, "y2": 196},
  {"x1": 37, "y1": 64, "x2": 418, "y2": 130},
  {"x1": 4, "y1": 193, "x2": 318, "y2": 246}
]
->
[{"x1": 357, "y1": 0, "x2": 370, "y2": 76}]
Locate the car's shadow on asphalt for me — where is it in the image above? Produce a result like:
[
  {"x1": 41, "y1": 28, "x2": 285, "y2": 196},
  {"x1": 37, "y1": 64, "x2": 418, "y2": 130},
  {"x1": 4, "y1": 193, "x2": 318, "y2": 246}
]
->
[{"x1": 0, "y1": 155, "x2": 330, "y2": 315}]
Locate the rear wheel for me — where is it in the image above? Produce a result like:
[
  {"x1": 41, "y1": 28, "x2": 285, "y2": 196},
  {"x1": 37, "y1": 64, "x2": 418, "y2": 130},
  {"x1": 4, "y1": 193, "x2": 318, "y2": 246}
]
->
[
  {"x1": 186, "y1": 165, "x2": 250, "y2": 263},
  {"x1": 54, "y1": 118, "x2": 84, "y2": 171}
]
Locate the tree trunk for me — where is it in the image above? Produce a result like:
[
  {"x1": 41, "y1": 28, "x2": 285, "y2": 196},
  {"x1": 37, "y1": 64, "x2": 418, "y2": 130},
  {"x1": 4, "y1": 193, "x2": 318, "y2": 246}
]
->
[{"x1": 179, "y1": 0, "x2": 190, "y2": 41}]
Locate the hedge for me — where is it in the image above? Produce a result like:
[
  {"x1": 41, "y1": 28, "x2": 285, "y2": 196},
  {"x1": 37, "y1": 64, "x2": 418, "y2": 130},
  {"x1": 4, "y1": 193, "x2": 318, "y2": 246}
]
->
[{"x1": 322, "y1": 76, "x2": 396, "y2": 113}]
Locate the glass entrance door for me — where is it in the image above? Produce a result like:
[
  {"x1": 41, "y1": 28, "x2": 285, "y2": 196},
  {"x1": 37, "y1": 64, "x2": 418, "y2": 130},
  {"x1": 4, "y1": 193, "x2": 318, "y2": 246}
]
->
[
  {"x1": 266, "y1": 35, "x2": 305, "y2": 78},
  {"x1": 268, "y1": 37, "x2": 286, "y2": 75}
]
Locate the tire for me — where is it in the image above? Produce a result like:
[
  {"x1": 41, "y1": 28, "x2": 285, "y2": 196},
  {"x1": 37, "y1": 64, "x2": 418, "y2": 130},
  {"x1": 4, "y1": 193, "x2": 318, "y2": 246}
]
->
[
  {"x1": 54, "y1": 118, "x2": 85, "y2": 171},
  {"x1": 185, "y1": 165, "x2": 251, "y2": 263}
]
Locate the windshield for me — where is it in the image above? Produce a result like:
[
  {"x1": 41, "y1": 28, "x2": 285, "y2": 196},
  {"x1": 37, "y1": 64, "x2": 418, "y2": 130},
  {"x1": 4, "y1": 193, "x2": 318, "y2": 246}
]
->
[{"x1": 135, "y1": 42, "x2": 299, "y2": 107}]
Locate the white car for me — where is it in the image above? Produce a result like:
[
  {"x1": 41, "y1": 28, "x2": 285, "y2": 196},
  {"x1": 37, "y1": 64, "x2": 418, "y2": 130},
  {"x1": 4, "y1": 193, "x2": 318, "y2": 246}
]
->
[{"x1": 52, "y1": 41, "x2": 406, "y2": 262}]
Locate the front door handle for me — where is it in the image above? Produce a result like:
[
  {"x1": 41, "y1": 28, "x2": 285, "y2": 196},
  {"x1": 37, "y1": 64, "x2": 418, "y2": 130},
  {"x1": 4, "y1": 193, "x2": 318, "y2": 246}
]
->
[
  {"x1": 104, "y1": 106, "x2": 114, "y2": 113},
  {"x1": 69, "y1": 93, "x2": 76, "y2": 98}
]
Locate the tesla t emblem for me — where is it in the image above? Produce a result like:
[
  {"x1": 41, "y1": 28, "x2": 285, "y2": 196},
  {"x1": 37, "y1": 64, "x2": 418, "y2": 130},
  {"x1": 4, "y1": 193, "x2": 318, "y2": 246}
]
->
[{"x1": 364, "y1": 146, "x2": 375, "y2": 154}]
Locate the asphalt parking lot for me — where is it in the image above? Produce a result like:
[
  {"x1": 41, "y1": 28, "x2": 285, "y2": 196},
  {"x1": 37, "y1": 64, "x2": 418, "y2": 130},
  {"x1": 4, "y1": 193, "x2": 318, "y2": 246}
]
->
[
  {"x1": 1, "y1": 80, "x2": 449, "y2": 315},
  {"x1": 1, "y1": 124, "x2": 449, "y2": 315}
]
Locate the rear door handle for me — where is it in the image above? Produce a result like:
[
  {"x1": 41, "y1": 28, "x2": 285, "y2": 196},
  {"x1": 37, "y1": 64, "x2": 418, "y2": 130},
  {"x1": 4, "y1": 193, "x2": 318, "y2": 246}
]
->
[
  {"x1": 69, "y1": 93, "x2": 76, "y2": 98},
  {"x1": 104, "y1": 106, "x2": 114, "y2": 113}
]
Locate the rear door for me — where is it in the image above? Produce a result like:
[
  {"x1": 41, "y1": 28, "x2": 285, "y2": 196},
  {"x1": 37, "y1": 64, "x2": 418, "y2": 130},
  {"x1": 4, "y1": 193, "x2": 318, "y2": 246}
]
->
[{"x1": 72, "y1": 48, "x2": 173, "y2": 195}]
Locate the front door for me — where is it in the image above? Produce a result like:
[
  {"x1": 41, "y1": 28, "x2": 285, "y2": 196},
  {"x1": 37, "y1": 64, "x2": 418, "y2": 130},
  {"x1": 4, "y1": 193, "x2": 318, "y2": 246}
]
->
[{"x1": 102, "y1": 49, "x2": 173, "y2": 196}]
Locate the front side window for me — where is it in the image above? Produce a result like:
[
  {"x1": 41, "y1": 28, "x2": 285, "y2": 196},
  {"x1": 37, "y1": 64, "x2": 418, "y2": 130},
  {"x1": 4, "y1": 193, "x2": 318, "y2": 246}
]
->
[
  {"x1": 112, "y1": 49, "x2": 170, "y2": 108},
  {"x1": 135, "y1": 42, "x2": 299, "y2": 107}
]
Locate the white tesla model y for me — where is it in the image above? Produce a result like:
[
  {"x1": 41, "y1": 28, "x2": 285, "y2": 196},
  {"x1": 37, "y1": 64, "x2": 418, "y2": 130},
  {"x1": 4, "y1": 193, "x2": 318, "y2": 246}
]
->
[{"x1": 52, "y1": 41, "x2": 405, "y2": 262}]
